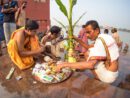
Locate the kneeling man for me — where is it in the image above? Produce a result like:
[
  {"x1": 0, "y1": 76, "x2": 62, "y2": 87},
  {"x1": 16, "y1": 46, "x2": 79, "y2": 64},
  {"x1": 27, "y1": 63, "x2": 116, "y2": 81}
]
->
[{"x1": 8, "y1": 20, "x2": 44, "y2": 70}]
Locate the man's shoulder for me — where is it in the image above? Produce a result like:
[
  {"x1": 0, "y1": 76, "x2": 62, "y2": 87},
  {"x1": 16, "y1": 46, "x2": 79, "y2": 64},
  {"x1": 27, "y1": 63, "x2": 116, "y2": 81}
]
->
[
  {"x1": 16, "y1": 29, "x2": 24, "y2": 36},
  {"x1": 97, "y1": 34, "x2": 115, "y2": 45},
  {"x1": 98, "y1": 34, "x2": 113, "y2": 39},
  {"x1": 13, "y1": 30, "x2": 25, "y2": 42}
]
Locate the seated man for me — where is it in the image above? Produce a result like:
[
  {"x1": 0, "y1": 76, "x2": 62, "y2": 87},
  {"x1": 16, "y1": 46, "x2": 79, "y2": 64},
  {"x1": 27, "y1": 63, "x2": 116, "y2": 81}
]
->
[
  {"x1": 41, "y1": 26, "x2": 63, "y2": 60},
  {"x1": 8, "y1": 20, "x2": 44, "y2": 70},
  {"x1": 56, "y1": 20, "x2": 119, "y2": 83}
]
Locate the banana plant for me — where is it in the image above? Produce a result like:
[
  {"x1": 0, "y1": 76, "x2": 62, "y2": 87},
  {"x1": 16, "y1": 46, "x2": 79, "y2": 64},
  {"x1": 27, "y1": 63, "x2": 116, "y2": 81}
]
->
[{"x1": 55, "y1": 0, "x2": 86, "y2": 62}]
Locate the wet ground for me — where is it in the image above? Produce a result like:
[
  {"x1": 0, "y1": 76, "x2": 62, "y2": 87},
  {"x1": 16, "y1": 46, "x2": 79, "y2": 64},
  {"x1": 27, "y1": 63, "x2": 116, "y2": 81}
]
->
[{"x1": 0, "y1": 48, "x2": 130, "y2": 98}]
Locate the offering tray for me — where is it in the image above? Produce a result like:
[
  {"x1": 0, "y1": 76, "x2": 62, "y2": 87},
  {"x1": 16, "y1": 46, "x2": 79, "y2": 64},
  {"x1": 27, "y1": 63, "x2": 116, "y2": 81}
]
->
[{"x1": 32, "y1": 61, "x2": 72, "y2": 84}]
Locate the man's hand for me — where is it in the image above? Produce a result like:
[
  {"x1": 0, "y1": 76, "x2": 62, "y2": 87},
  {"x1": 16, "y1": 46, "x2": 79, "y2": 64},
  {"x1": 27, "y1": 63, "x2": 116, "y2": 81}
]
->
[
  {"x1": 56, "y1": 65, "x2": 63, "y2": 72},
  {"x1": 34, "y1": 46, "x2": 45, "y2": 57},
  {"x1": 72, "y1": 35, "x2": 78, "y2": 41},
  {"x1": 56, "y1": 62, "x2": 68, "y2": 72},
  {"x1": 37, "y1": 46, "x2": 45, "y2": 54}
]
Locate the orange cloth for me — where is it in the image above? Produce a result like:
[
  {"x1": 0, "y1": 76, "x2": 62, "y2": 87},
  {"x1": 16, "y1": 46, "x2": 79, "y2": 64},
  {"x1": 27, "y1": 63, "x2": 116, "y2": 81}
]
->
[{"x1": 7, "y1": 27, "x2": 40, "y2": 70}]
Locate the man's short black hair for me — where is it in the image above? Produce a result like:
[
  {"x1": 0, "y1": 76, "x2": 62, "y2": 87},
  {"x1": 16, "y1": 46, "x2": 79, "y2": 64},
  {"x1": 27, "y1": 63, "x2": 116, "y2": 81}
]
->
[
  {"x1": 82, "y1": 25, "x2": 86, "y2": 28},
  {"x1": 104, "y1": 29, "x2": 109, "y2": 34},
  {"x1": 50, "y1": 26, "x2": 61, "y2": 35},
  {"x1": 85, "y1": 20, "x2": 100, "y2": 30},
  {"x1": 111, "y1": 28, "x2": 117, "y2": 33},
  {"x1": 25, "y1": 20, "x2": 39, "y2": 30}
]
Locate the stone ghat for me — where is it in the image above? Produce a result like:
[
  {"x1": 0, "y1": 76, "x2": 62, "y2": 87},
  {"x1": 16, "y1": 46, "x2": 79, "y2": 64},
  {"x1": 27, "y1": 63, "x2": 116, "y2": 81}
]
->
[{"x1": 0, "y1": 49, "x2": 130, "y2": 98}]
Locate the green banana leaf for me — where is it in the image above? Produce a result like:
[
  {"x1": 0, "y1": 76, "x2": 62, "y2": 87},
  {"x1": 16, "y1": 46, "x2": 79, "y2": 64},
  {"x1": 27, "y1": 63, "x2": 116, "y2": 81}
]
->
[
  {"x1": 55, "y1": 0, "x2": 68, "y2": 17},
  {"x1": 73, "y1": 12, "x2": 86, "y2": 29},
  {"x1": 53, "y1": 18, "x2": 67, "y2": 31}
]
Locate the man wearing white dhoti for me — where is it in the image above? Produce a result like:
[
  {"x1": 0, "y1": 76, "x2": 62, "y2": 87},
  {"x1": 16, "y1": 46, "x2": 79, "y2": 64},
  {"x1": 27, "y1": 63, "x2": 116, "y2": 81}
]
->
[{"x1": 56, "y1": 20, "x2": 119, "y2": 83}]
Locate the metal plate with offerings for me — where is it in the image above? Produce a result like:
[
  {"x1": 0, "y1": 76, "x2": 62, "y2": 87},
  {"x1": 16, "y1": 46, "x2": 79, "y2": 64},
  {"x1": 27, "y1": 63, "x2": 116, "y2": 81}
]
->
[{"x1": 32, "y1": 61, "x2": 72, "y2": 84}]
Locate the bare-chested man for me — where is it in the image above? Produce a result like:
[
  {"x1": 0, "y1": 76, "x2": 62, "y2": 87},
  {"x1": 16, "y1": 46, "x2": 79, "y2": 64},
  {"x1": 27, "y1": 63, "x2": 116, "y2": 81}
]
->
[{"x1": 8, "y1": 20, "x2": 45, "y2": 70}]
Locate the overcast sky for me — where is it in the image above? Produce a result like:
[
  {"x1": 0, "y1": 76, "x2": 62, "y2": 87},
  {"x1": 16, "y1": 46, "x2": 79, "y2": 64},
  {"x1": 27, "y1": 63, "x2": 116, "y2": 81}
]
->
[{"x1": 50, "y1": 0, "x2": 130, "y2": 29}]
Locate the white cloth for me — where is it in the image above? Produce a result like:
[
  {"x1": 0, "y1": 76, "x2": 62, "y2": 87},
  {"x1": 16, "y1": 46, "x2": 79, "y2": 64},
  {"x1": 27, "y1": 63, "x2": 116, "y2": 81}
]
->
[
  {"x1": 45, "y1": 41, "x2": 52, "y2": 46},
  {"x1": 88, "y1": 34, "x2": 119, "y2": 62},
  {"x1": 88, "y1": 34, "x2": 119, "y2": 83},
  {"x1": 45, "y1": 39, "x2": 65, "y2": 57},
  {"x1": 95, "y1": 62, "x2": 119, "y2": 83}
]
